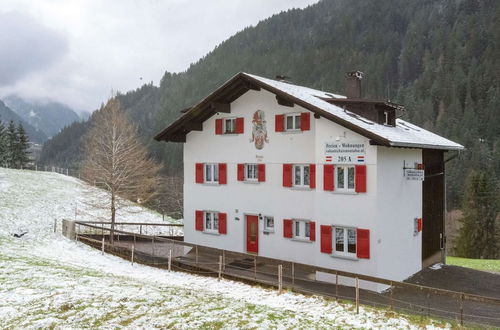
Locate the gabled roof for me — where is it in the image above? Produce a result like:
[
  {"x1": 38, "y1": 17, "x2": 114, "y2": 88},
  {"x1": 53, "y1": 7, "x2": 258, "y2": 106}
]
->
[{"x1": 155, "y1": 72, "x2": 464, "y2": 151}]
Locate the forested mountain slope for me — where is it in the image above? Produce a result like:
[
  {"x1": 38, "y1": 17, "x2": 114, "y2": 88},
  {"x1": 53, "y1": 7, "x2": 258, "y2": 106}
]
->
[{"x1": 40, "y1": 0, "x2": 500, "y2": 207}]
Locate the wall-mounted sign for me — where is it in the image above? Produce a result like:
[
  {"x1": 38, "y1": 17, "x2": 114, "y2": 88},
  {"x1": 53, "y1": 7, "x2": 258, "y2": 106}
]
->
[
  {"x1": 251, "y1": 110, "x2": 268, "y2": 150},
  {"x1": 405, "y1": 169, "x2": 425, "y2": 181},
  {"x1": 324, "y1": 141, "x2": 365, "y2": 164}
]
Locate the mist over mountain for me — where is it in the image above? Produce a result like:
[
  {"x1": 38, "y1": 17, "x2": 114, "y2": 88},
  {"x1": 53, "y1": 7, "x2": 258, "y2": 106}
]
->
[
  {"x1": 0, "y1": 100, "x2": 47, "y2": 143},
  {"x1": 3, "y1": 95, "x2": 80, "y2": 139},
  {"x1": 39, "y1": 0, "x2": 500, "y2": 207}
]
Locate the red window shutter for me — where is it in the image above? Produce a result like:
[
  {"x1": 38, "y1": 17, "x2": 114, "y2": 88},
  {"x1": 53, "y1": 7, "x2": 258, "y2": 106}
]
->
[
  {"x1": 309, "y1": 164, "x2": 316, "y2": 189},
  {"x1": 195, "y1": 210, "x2": 204, "y2": 231},
  {"x1": 300, "y1": 112, "x2": 310, "y2": 131},
  {"x1": 258, "y1": 164, "x2": 266, "y2": 182},
  {"x1": 275, "y1": 114, "x2": 284, "y2": 132},
  {"x1": 218, "y1": 163, "x2": 227, "y2": 184},
  {"x1": 215, "y1": 119, "x2": 223, "y2": 135},
  {"x1": 283, "y1": 164, "x2": 292, "y2": 187},
  {"x1": 195, "y1": 163, "x2": 204, "y2": 183},
  {"x1": 237, "y1": 164, "x2": 245, "y2": 181},
  {"x1": 283, "y1": 219, "x2": 293, "y2": 238},
  {"x1": 323, "y1": 164, "x2": 334, "y2": 191},
  {"x1": 218, "y1": 213, "x2": 227, "y2": 234},
  {"x1": 320, "y1": 225, "x2": 332, "y2": 253},
  {"x1": 235, "y1": 117, "x2": 244, "y2": 134},
  {"x1": 355, "y1": 165, "x2": 367, "y2": 193},
  {"x1": 418, "y1": 218, "x2": 423, "y2": 232},
  {"x1": 309, "y1": 221, "x2": 316, "y2": 241},
  {"x1": 356, "y1": 228, "x2": 370, "y2": 259}
]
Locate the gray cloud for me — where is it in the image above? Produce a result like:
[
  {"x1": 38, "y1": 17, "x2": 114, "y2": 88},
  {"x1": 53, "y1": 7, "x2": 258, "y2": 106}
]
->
[{"x1": 0, "y1": 11, "x2": 68, "y2": 86}]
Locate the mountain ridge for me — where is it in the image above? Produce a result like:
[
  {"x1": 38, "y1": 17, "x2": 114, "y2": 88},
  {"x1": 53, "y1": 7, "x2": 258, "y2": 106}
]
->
[
  {"x1": 0, "y1": 100, "x2": 47, "y2": 143},
  {"x1": 3, "y1": 95, "x2": 80, "y2": 139}
]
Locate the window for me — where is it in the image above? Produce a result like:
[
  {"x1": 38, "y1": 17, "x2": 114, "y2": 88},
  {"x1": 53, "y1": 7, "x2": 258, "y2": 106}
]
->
[
  {"x1": 336, "y1": 166, "x2": 355, "y2": 191},
  {"x1": 264, "y1": 216, "x2": 274, "y2": 232},
  {"x1": 285, "y1": 113, "x2": 301, "y2": 130},
  {"x1": 245, "y1": 164, "x2": 258, "y2": 181},
  {"x1": 293, "y1": 220, "x2": 310, "y2": 240},
  {"x1": 224, "y1": 118, "x2": 236, "y2": 134},
  {"x1": 204, "y1": 211, "x2": 219, "y2": 233},
  {"x1": 293, "y1": 164, "x2": 310, "y2": 187},
  {"x1": 204, "y1": 164, "x2": 219, "y2": 184},
  {"x1": 334, "y1": 227, "x2": 356, "y2": 256}
]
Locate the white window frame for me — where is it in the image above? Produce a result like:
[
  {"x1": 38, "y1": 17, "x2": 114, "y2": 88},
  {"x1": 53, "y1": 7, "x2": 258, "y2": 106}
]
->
[
  {"x1": 223, "y1": 117, "x2": 236, "y2": 134},
  {"x1": 333, "y1": 226, "x2": 357, "y2": 257},
  {"x1": 285, "y1": 113, "x2": 301, "y2": 131},
  {"x1": 293, "y1": 164, "x2": 310, "y2": 188},
  {"x1": 263, "y1": 216, "x2": 274, "y2": 232},
  {"x1": 204, "y1": 163, "x2": 219, "y2": 184},
  {"x1": 293, "y1": 219, "x2": 311, "y2": 240},
  {"x1": 204, "y1": 211, "x2": 219, "y2": 233},
  {"x1": 335, "y1": 165, "x2": 355, "y2": 192},
  {"x1": 245, "y1": 164, "x2": 259, "y2": 181}
]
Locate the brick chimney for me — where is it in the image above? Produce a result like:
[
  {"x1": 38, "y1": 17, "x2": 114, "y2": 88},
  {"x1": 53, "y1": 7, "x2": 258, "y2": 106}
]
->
[{"x1": 345, "y1": 71, "x2": 363, "y2": 99}]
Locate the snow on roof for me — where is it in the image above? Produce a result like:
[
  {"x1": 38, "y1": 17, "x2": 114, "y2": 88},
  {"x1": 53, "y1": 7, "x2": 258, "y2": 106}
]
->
[{"x1": 244, "y1": 73, "x2": 464, "y2": 150}]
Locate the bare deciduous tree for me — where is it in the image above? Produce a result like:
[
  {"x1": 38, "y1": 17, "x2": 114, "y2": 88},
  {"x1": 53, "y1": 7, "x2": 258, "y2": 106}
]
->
[{"x1": 81, "y1": 98, "x2": 161, "y2": 243}]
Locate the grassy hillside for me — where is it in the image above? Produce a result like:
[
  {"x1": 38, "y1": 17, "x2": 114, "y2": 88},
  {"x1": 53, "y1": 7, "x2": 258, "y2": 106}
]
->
[
  {"x1": 40, "y1": 0, "x2": 500, "y2": 207},
  {"x1": 0, "y1": 168, "x2": 447, "y2": 328},
  {"x1": 447, "y1": 256, "x2": 500, "y2": 273}
]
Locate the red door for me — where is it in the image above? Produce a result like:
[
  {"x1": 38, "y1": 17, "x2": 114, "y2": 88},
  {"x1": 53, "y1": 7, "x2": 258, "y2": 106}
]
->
[{"x1": 246, "y1": 215, "x2": 259, "y2": 253}]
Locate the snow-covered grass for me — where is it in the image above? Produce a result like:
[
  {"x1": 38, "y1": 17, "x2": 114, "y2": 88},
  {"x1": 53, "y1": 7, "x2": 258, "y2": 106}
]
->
[
  {"x1": 0, "y1": 168, "x2": 450, "y2": 329},
  {"x1": 446, "y1": 256, "x2": 500, "y2": 273}
]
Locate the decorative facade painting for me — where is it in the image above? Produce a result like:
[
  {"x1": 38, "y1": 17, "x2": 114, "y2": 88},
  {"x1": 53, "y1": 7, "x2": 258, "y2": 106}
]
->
[{"x1": 251, "y1": 110, "x2": 269, "y2": 150}]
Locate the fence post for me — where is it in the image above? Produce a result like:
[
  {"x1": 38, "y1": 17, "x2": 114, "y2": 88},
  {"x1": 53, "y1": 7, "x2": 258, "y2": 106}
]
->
[
  {"x1": 218, "y1": 255, "x2": 223, "y2": 281},
  {"x1": 291, "y1": 262, "x2": 295, "y2": 288},
  {"x1": 168, "y1": 249, "x2": 172, "y2": 271},
  {"x1": 101, "y1": 237, "x2": 105, "y2": 255},
  {"x1": 427, "y1": 291, "x2": 430, "y2": 316},
  {"x1": 131, "y1": 245, "x2": 135, "y2": 266},
  {"x1": 460, "y1": 293, "x2": 464, "y2": 326},
  {"x1": 390, "y1": 281, "x2": 394, "y2": 310},
  {"x1": 355, "y1": 277, "x2": 359, "y2": 314},
  {"x1": 222, "y1": 250, "x2": 226, "y2": 271},
  {"x1": 254, "y1": 256, "x2": 257, "y2": 280},
  {"x1": 140, "y1": 225, "x2": 142, "y2": 235},
  {"x1": 152, "y1": 237, "x2": 155, "y2": 264},
  {"x1": 53, "y1": 219, "x2": 57, "y2": 233},
  {"x1": 195, "y1": 246, "x2": 198, "y2": 266},
  {"x1": 335, "y1": 271, "x2": 339, "y2": 300},
  {"x1": 278, "y1": 264, "x2": 283, "y2": 295}
]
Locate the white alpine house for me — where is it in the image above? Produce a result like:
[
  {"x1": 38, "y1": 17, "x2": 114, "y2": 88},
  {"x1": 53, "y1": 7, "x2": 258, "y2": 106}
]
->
[{"x1": 155, "y1": 72, "x2": 463, "y2": 289}]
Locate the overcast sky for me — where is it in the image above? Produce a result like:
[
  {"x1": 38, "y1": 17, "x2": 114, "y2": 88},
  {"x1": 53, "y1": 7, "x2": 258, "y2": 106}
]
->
[{"x1": 0, "y1": 0, "x2": 319, "y2": 113}]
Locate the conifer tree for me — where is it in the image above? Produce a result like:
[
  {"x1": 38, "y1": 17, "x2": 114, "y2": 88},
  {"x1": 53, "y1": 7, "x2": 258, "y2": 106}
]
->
[
  {"x1": 6, "y1": 121, "x2": 18, "y2": 168},
  {"x1": 16, "y1": 123, "x2": 31, "y2": 168},
  {"x1": 0, "y1": 119, "x2": 8, "y2": 167},
  {"x1": 454, "y1": 169, "x2": 499, "y2": 259}
]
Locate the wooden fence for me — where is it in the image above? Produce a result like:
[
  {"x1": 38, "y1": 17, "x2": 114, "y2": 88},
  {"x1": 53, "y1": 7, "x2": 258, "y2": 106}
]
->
[{"x1": 68, "y1": 220, "x2": 500, "y2": 327}]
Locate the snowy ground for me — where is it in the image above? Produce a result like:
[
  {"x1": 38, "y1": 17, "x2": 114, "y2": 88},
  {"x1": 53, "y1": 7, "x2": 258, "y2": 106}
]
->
[{"x1": 0, "y1": 168, "x2": 449, "y2": 329}]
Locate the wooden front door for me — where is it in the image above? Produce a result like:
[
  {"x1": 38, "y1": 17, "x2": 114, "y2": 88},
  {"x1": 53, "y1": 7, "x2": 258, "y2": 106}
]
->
[{"x1": 246, "y1": 215, "x2": 259, "y2": 253}]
